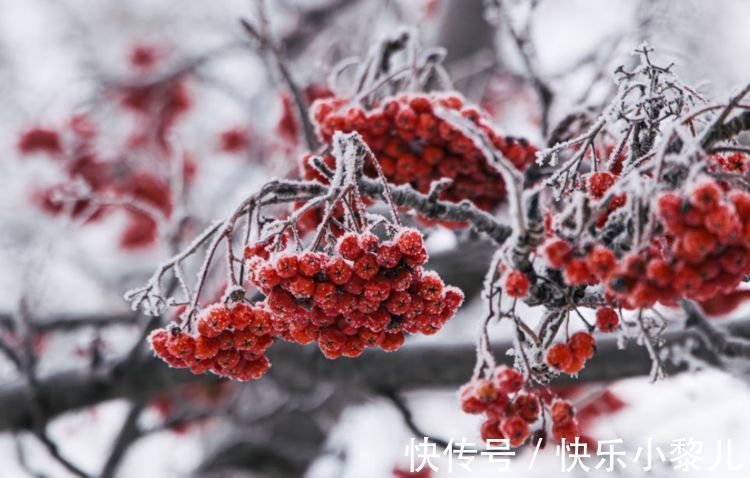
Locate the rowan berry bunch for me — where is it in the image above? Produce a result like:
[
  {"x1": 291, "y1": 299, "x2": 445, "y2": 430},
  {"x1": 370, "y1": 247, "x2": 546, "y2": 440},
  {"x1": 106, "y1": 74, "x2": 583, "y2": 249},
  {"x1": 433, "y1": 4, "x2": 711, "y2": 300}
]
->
[
  {"x1": 459, "y1": 366, "x2": 581, "y2": 446},
  {"x1": 149, "y1": 302, "x2": 274, "y2": 381},
  {"x1": 542, "y1": 176, "x2": 750, "y2": 309},
  {"x1": 245, "y1": 228, "x2": 464, "y2": 358},
  {"x1": 304, "y1": 93, "x2": 537, "y2": 216},
  {"x1": 709, "y1": 152, "x2": 749, "y2": 174},
  {"x1": 545, "y1": 332, "x2": 596, "y2": 375}
]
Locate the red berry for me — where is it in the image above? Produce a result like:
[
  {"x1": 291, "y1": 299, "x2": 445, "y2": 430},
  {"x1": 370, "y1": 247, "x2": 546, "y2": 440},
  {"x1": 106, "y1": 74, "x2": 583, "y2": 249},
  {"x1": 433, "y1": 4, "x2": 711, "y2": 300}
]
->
[
  {"x1": 418, "y1": 273, "x2": 444, "y2": 301},
  {"x1": 501, "y1": 416, "x2": 530, "y2": 447},
  {"x1": 326, "y1": 257, "x2": 353, "y2": 285},
  {"x1": 504, "y1": 270, "x2": 530, "y2": 298},
  {"x1": 289, "y1": 275, "x2": 315, "y2": 299},
  {"x1": 586, "y1": 245, "x2": 617, "y2": 279},
  {"x1": 395, "y1": 228, "x2": 425, "y2": 256},
  {"x1": 543, "y1": 239, "x2": 572, "y2": 269},
  {"x1": 569, "y1": 332, "x2": 595, "y2": 360},
  {"x1": 480, "y1": 419, "x2": 504, "y2": 442},
  {"x1": 495, "y1": 367, "x2": 524, "y2": 394},
  {"x1": 563, "y1": 258, "x2": 593, "y2": 285},
  {"x1": 338, "y1": 233, "x2": 363, "y2": 260},
  {"x1": 546, "y1": 343, "x2": 573, "y2": 370},
  {"x1": 595, "y1": 307, "x2": 619, "y2": 333},
  {"x1": 550, "y1": 400, "x2": 575, "y2": 425},
  {"x1": 586, "y1": 171, "x2": 616, "y2": 199},
  {"x1": 298, "y1": 252, "x2": 327, "y2": 277},
  {"x1": 690, "y1": 178, "x2": 722, "y2": 211},
  {"x1": 380, "y1": 332, "x2": 405, "y2": 351},
  {"x1": 376, "y1": 242, "x2": 402, "y2": 268},
  {"x1": 510, "y1": 394, "x2": 540, "y2": 423},
  {"x1": 275, "y1": 254, "x2": 299, "y2": 279},
  {"x1": 354, "y1": 254, "x2": 379, "y2": 280}
]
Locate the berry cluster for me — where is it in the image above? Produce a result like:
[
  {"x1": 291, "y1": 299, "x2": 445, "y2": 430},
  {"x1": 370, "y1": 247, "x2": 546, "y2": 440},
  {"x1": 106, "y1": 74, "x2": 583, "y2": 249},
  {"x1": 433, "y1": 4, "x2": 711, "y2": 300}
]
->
[
  {"x1": 548, "y1": 399, "x2": 582, "y2": 443},
  {"x1": 149, "y1": 302, "x2": 274, "y2": 381},
  {"x1": 543, "y1": 176, "x2": 750, "y2": 309},
  {"x1": 459, "y1": 366, "x2": 582, "y2": 446},
  {"x1": 545, "y1": 332, "x2": 596, "y2": 375},
  {"x1": 246, "y1": 228, "x2": 463, "y2": 358},
  {"x1": 305, "y1": 93, "x2": 537, "y2": 215},
  {"x1": 460, "y1": 367, "x2": 535, "y2": 447},
  {"x1": 710, "y1": 152, "x2": 748, "y2": 174}
]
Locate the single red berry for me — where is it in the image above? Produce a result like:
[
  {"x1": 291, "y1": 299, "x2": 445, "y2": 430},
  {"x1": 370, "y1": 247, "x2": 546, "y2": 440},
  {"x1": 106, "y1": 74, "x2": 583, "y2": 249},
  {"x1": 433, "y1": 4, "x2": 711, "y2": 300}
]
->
[
  {"x1": 569, "y1": 332, "x2": 595, "y2": 360},
  {"x1": 480, "y1": 419, "x2": 504, "y2": 442},
  {"x1": 494, "y1": 367, "x2": 524, "y2": 394},
  {"x1": 167, "y1": 332, "x2": 195, "y2": 358},
  {"x1": 228, "y1": 303, "x2": 254, "y2": 330},
  {"x1": 395, "y1": 228, "x2": 425, "y2": 256},
  {"x1": 326, "y1": 257, "x2": 353, "y2": 285},
  {"x1": 459, "y1": 383, "x2": 486, "y2": 414},
  {"x1": 288, "y1": 275, "x2": 315, "y2": 299},
  {"x1": 546, "y1": 343, "x2": 573, "y2": 370},
  {"x1": 563, "y1": 258, "x2": 593, "y2": 285},
  {"x1": 298, "y1": 252, "x2": 327, "y2": 277},
  {"x1": 550, "y1": 399, "x2": 576, "y2": 425},
  {"x1": 380, "y1": 332, "x2": 405, "y2": 352},
  {"x1": 595, "y1": 307, "x2": 619, "y2": 333},
  {"x1": 275, "y1": 254, "x2": 299, "y2": 279},
  {"x1": 543, "y1": 239, "x2": 572, "y2": 269},
  {"x1": 510, "y1": 394, "x2": 540, "y2": 423},
  {"x1": 377, "y1": 242, "x2": 402, "y2": 268},
  {"x1": 501, "y1": 416, "x2": 530, "y2": 447},
  {"x1": 586, "y1": 245, "x2": 617, "y2": 279},
  {"x1": 646, "y1": 258, "x2": 672, "y2": 287},
  {"x1": 504, "y1": 270, "x2": 530, "y2": 298},
  {"x1": 197, "y1": 306, "x2": 230, "y2": 338},
  {"x1": 354, "y1": 254, "x2": 379, "y2": 280},
  {"x1": 418, "y1": 272, "x2": 444, "y2": 301},
  {"x1": 337, "y1": 233, "x2": 363, "y2": 260},
  {"x1": 254, "y1": 263, "x2": 281, "y2": 289},
  {"x1": 586, "y1": 171, "x2": 616, "y2": 199},
  {"x1": 149, "y1": 329, "x2": 171, "y2": 358},
  {"x1": 690, "y1": 178, "x2": 722, "y2": 211}
]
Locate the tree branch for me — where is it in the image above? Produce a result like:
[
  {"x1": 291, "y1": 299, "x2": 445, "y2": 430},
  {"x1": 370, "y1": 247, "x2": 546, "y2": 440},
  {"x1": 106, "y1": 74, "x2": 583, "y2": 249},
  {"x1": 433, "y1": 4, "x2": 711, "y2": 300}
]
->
[
  {"x1": 2, "y1": 317, "x2": 748, "y2": 432},
  {"x1": 682, "y1": 300, "x2": 750, "y2": 360}
]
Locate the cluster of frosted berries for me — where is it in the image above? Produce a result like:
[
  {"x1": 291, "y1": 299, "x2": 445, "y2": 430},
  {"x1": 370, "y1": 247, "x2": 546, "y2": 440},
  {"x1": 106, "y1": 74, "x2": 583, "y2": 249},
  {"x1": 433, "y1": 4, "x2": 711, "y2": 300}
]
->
[
  {"x1": 305, "y1": 93, "x2": 537, "y2": 215},
  {"x1": 710, "y1": 152, "x2": 748, "y2": 174},
  {"x1": 542, "y1": 176, "x2": 750, "y2": 309},
  {"x1": 246, "y1": 228, "x2": 464, "y2": 358},
  {"x1": 149, "y1": 303, "x2": 274, "y2": 381},
  {"x1": 459, "y1": 366, "x2": 581, "y2": 446},
  {"x1": 545, "y1": 332, "x2": 596, "y2": 375},
  {"x1": 548, "y1": 399, "x2": 582, "y2": 443}
]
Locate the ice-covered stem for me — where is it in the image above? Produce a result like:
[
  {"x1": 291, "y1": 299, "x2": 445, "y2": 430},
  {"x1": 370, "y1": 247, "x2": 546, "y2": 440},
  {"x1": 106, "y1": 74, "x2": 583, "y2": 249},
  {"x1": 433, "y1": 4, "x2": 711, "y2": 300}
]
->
[
  {"x1": 682, "y1": 300, "x2": 750, "y2": 360},
  {"x1": 125, "y1": 143, "x2": 514, "y2": 316},
  {"x1": 125, "y1": 180, "x2": 326, "y2": 316}
]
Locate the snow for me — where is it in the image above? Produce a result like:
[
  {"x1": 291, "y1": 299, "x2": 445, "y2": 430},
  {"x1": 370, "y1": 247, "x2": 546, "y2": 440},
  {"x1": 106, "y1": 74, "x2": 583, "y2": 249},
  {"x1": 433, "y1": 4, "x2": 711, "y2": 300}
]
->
[{"x1": 2, "y1": 0, "x2": 750, "y2": 476}]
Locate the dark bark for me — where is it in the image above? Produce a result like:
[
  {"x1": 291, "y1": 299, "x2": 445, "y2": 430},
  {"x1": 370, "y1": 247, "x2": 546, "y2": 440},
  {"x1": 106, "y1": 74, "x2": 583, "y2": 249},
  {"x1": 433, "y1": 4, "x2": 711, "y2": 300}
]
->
[{"x1": 2, "y1": 318, "x2": 748, "y2": 432}]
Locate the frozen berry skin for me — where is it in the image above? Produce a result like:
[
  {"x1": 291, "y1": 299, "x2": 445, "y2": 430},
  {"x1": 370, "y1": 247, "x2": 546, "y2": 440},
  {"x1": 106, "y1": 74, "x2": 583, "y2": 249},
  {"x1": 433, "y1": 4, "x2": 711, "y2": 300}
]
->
[
  {"x1": 504, "y1": 270, "x2": 530, "y2": 298},
  {"x1": 395, "y1": 228, "x2": 425, "y2": 256},
  {"x1": 569, "y1": 332, "x2": 595, "y2": 360},
  {"x1": 544, "y1": 239, "x2": 572, "y2": 269},
  {"x1": 495, "y1": 367, "x2": 524, "y2": 394},
  {"x1": 595, "y1": 307, "x2": 619, "y2": 332},
  {"x1": 337, "y1": 233, "x2": 363, "y2": 260},
  {"x1": 501, "y1": 416, "x2": 530, "y2": 447},
  {"x1": 545, "y1": 343, "x2": 574, "y2": 371},
  {"x1": 586, "y1": 171, "x2": 615, "y2": 199}
]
